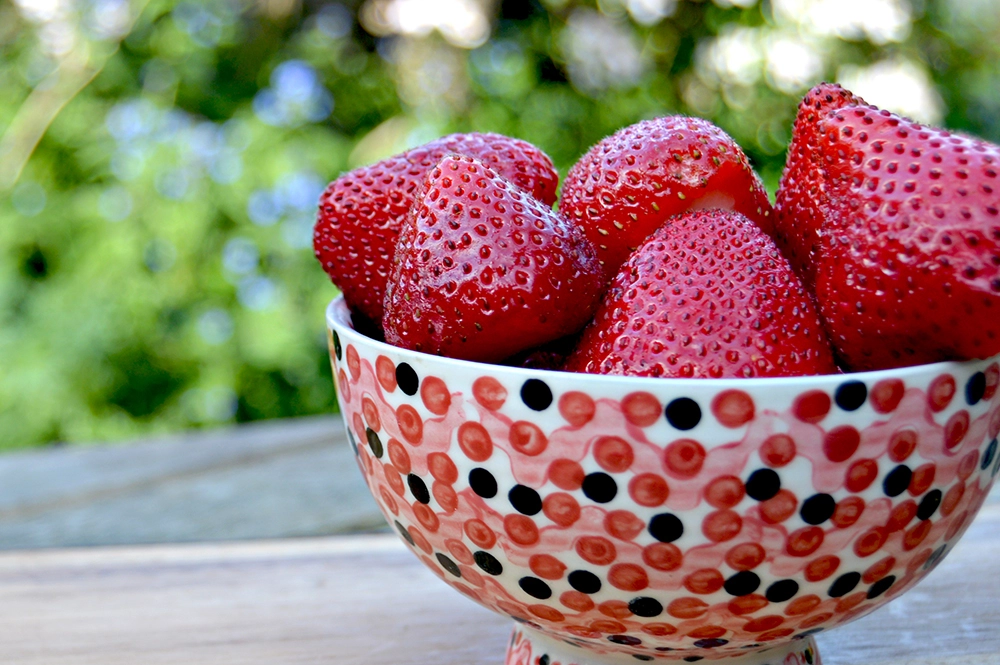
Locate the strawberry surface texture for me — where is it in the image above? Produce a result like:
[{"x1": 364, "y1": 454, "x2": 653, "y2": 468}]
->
[
  {"x1": 775, "y1": 84, "x2": 1000, "y2": 371},
  {"x1": 313, "y1": 132, "x2": 559, "y2": 322},
  {"x1": 383, "y1": 155, "x2": 604, "y2": 363},
  {"x1": 563, "y1": 209, "x2": 837, "y2": 378},
  {"x1": 558, "y1": 116, "x2": 774, "y2": 283}
]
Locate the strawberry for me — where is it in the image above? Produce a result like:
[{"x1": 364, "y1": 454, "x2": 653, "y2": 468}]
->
[
  {"x1": 383, "y1": 155, "x2": 603, "y2": 363},
  {"x1": 313, "y1": 133, "x2": 559, "y2": 322},
  {"x1": 775, "y1": 85, "x2": 1000, "y2": 370},
  {"x1": 558, "y1": 116, "x2": 774, "y2": 282},
  {"x1": 562, "y1": 209, "x2": 837, "y2": 378}
]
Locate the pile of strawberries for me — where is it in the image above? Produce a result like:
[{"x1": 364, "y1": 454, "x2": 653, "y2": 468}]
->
[{"x1": 313, "y1": 83, "x2": 1000, "y2": 378}]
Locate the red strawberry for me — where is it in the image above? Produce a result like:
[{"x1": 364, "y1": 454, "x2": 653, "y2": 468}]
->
[
  {"x1": 558, "y1": 116, "x2": 774, "y2": 282},
  {"x1": 775, "y1": 86, "x2": 1000, "y2": 370},
  {"x1": 563, "y1": 209, "x2": 837, "y2": 378},
  {"x1": 314, "y1": 133, "x2": 559, "y2": 322},
  {"x1": 383, "y1": 155, "x2": 603, "y2": 363}
]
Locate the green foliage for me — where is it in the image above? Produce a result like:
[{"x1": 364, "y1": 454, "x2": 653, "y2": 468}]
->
[{"x1": 1, "y1": 0, "x2": 998, "y2": 448}]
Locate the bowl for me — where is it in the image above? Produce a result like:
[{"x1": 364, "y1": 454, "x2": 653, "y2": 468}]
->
[{"x1": 325, "y1": 296, "x2": 1000, "y2": 665}]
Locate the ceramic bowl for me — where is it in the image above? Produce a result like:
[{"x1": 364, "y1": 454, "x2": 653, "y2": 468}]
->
[{"x1": 326, "y1": 296, "x2": 1000, "y2": 665}]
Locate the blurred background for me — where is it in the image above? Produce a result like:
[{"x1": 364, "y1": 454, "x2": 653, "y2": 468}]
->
[{"x1": 2, "y1": 0, "x2": 999, "y2": 451}]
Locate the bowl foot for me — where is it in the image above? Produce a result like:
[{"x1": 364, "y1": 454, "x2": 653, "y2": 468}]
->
[{"x1": 504, "y1": 624, "x2": 821, "y2": 665}]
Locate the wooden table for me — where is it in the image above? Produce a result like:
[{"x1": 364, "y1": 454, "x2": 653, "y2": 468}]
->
[{"x1": 1, "y1": 490, "x2": 997, "y2": 665}]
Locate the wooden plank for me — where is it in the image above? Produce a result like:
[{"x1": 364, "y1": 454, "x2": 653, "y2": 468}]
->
[
  {"x1": 0, "y1": 417, "x2": 385, "y2": 549},
  {"x1": 0, "y1": 494, "x2": 996, "y2": 665}
]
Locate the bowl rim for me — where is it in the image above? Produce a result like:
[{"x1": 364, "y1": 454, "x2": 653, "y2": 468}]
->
[{"x1": 326, "y1": 295, "x2": 999, "y2": 389}]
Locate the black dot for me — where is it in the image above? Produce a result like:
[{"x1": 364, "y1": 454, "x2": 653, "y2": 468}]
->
[
  {"x1": 395, "y1": 362, "x2": 418, "y2": 396},
  {"x1": 348, "y1": 429, "x2": 359, "y2": 456},
  {"x1": 469, "y1": 468, "x2": 498, "y2": 498},
  {"x1": 966, "y1": 372, "x2": 987, "y2": 405},
  {"x1": 474, "y1": 550, "x2": 503, "y2": 575},
  {"x1": 608, "y1": 635, "x2": 642, "y2": 646},
  {"x1": 982, "y1": 438, "x2": 998, "y2": 470},
  {"x1": 866, "y1": 575, "x2": 896, "y2": 599},
  {"x1": 694, "y1": 639, "x2": 728, "y2": 649},
  {"x1": 395, "y1": 520, "x2": 414, "y2": 546},
  {"x1": 539, "y1": 656, "x2": 550, "y2": 665},
  {"x1": 924, "y1": 544, "x2": 947, "y2": 570},
  {"x1": 796, "y1": 628, "x2": 825, "y2": 638},
  {"x1": 407, "y1": 474, "x2": 430, "y2": 504},
  {"x1": 568, "y1": 570, "x2": 602, "y2": 594},
  {"x1": 436, "y1": 553, "x2": 461, "y2": 577},
  {"x1": 800, "y1": 493, "x2": 836, "y2": 525},
  {"x1": 665, "y1": 397, "x2": 701, "y2": 430},
  {"x1": 509, "y1": 485, "x2": 542, "y2": 515},
  {"x1": 332, "y1": 331, "x2": 342, "y2": 360},
  {"x1": 917, "y1": 490, "x2": 942, "y2": 520},
  {"x1": 519, "y1": 576, "x2": 552, "y2": 599},
  {"x1": 835, "y1": 380, "x2": 868, "y2": 411},
  {"x1": 521, "y1": 379, "x2": 553, "y2": 411},
  {"x1": 633, "y1": 656, "x2": 654, "y2": 662},
  {"x1": 648, "y1": 513, "x2": 684, "y2": 543},
  {"x1": 366, "y1": 428, "x2": 384, "y2": 458},
  {"x1": 745, "y1": 468, "x2": 781, "y2": 501},
  {"x1": 582, "y1": 472, "x2": 618, "y2": 503},
  {"x1": 883, "y1": 465, "x2": 912, "y2": 498},
  {"x1": 828, "y1": 572, "x2": 861, "y2": 598},
  {"x1": 766, "y1": 579, "x2": 799, "y2": 603},
  {"x1": 684, "y1": 657, "x2": 704, "y2": 662},
  {"x1": 628, "y1": 597, "x2": 663, "y2": 617},
  {"x1": 724, "y1": 571, "x2": 761, "y2": 596}
]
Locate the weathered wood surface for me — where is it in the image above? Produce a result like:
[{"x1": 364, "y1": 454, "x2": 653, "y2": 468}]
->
[
  {"x1": 0, "y1": 492, "x2": 996, "y2": 665},
  {"x1": 0, "y1": 417, "x2": 384, "y2": 549}
]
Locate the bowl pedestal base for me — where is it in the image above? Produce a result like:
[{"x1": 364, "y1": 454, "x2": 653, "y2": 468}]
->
[{"x1": 505, "y1": 624, "x2": 821, "y2": 665}]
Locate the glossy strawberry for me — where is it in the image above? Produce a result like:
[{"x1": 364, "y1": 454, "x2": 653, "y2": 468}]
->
[
  {"x1": 558, "y1": 116, "x2": 774, "y2": 282},
  {"x1": 314, "y1": 133, "x2": 559, "y2": 322},
  {"x1": 775, "y1": 87, "x2": 1000, "y2": 370},
  {"x1": 383, "y1": 155, "x2": 603, "y2": 363},
  {"x1": 563, "y1": 209, "x2": 837, "y2": 378}
]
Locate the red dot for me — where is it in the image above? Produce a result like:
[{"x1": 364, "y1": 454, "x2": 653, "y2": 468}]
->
[
  {"x1": 729, "y1": 594, "x2": 769, "y2": 615},
  {"x1": 907, "y1": 548, "x2": 933, "y2": 575},
  {"x1": 824, "y1": 425, "x2": 861, "y2": 463},
  {"x1": 958, "y1": 449, "x2": 979, "y2": 479},
  {"x1": 433, "y1": 481, "x2": 458, "y2": 514},
  {"x1": 590, "y1": 619, "x2": 627, "y2": 633},
  {"x1": 608, "y1": 563, "x2": 649, "y2": 591},
  {"x1": 946, "y1": 509, "x2": 969, "y2": 540},
  {"x1": 702, "y1": 509, "x2": 743, "y2": 543},
  {"x1": 597, "y1": 600, "x2": 632, "y2": 619},
  {"x1": 346, "y1": 344, "x2": 361, "y2": 380},
  {"x1": 835, "y1": 591, "x2": 867, "y2": 614},
  {"x1": 446, "y1": 539, "x2": 474, "y2": 565},
  {"x1": 396, "y1": 404, "x2": 424, "y2": 444},
  {"x1": 760, "y1": 434, "x2": 796, "y2": 468},
  {"x1": 529, "y1": 554, "x2": 567, "y2": 580},
  {"x1": 668, "y1": 597, "x2": 709, "y2": 619},
  {"x1": 725, "y1": 542, "x2": 765, "y2": 571},
  {"x1": 889, "y1": 429, "x2": 918, "y2": 462},
  {"x1": 760, "y1": 489, "x2": 798, "y2": 524},
  {"x1": 793, "y1": 390, "x2": 831, "y2": 423},
  {"x1": 594, "y1": 436, "x2": 634, "y2": 472},
  {"x1": 831, "y1": 496, "x2": 865, "y2": 528},
  {"x1": 664, "y1": 438, "x2": 706, "y2": 478},
  {"x1": 560, "y1": 590, "x2": 595, "y2": 612},
  {"x1": 504, "y1": 514, "x2": 539, "y2": 545},
  {"x1": 529, "y1": 604, "x2": 565, "y2": 623},
  {"x1": 991, "y1": 406, "x2": 1000, "y2": 438},
  {"x1": 427, "y1": 452, "x2": 458, "y2": 484},
  {"x1": 629, "y1": 473, "x2": 669, "y2": 507},
  {"x1": 472, "y1": 376, "x2": 507, "y2": 410},
  {"x1": 744, "y1": 615, "x2": 784, "y2": 633},
  {"x1": 908, "y1": 463, "x2": 936, "y2": 496},
  {"x1": 337, "y1": 368, "x2": 351, "y2": 401},
  {"x1": 704, "y1": 475, "x2": 745, "y2": 509},
  {"x1": 576, "y1": 536, "x2": 616, "y2": 565},
  {"x1": 903, "y1": 519, "x2": 932, "y2": 551},
  {"x1": 928, "y1": 374, "x2": 956, "y2": 412},
  {"x1": 798, "y1": 612, "x2": 833, "y2": 629},
  {"x1": 854, "y1": 526, "x2": 888, "y2": 557},
  {"x1": 785, "y1": 595, "x2": 821, "y2": 616},
  {"x1": 544, "y1": 492, "x2": 581, "y2": 527},
  {"x1": 565, "y1": 625, "x2": 601, "y2": 639},
  {"x1": 413, "y1": 503, "x2": 440, "y2": 532},
  {"x1": 941, "y1": 481, "x2": 965, "y2": 516},
  {"x1": 758, "y1": 627, "x2": 796, "y2": 641},
  {"x1": 786, "y1": 526, "x2": 824, "y2": 557},
  {"x1": 421, "y1": 376, "x2": 451, "y2": 415},
  {"x1": 458, "y1": 566, "x2": 484, "y2": 587},
  {"x1": 352, "y1": 412, "x2": 365, "y2": 443},
  {"x1": 457, "y1": 422, "x2": 492, "y2": 462},
  {"x1": 362, "y1": 396, "x2": 381, "y2": 431},
  {"x1": 804, "y1": 555, "x2": 840, "y2": 582},
  {"x1": 944, "y1": 410, "x2": 970, "y2": 451},
  {"x1": 684, "y1": 569, "x2": 724, "y2": 594},
  {"x1": 464, "y1": 519, "x2": 496, "y2": 548},
  {"x1": 845, "y1": 459, "x2": 878, "y2": 493},
  {"x1": 548, "y1": 459, "x2": 585, "y2": 490},
  {"x1": 387, "y1": 439, "x2": 411, "y2": 474},
  {"x1": 510, "y1": 421, "x2": 548, "y2": 456},
  {"x1": 687, "y1": 625, "x2": 727, "y2": 640},
  {"x1": 497, "y1": 600, "x2": 529, "y2": 622},
  {"x1": 641, "y1": 623, "x2": 678, "y2": 637},
  {"x1": 862, "y1": 556, "x2": 896, "y2": 584},
  {"x1": 385, "y1": 465, "x2": 405, "y2": 497},
  {"x1": 622, "y1": 391, "x2": 661, "y2": 427},
  {"x1": 604, "y1": 510, "x2": 645, "y2": 541},
  {"x1": 409, "y1": 526, "x2": 432, "y2": 554},
  {"x1": 985, "y1": 363, "x2": 999, "y2": 400},
  {"x1": 643, "y1": 542, "x2": 683, "y2": 571},
  {"x1": 558, "y1": 391, "x2": 596, "y2": 427},
  {"x1": 379, "y1": 487, "x2": 398, "y2": 515},
  {"x1": 376, "y1": 355, "x2": 397, "y2": 393},
  {"x1": 712, "y1": 389, "x2": 756, "y2": 428},
  {"x1": 870, "y1": 378, "x2": 905, "y2": 413}
]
